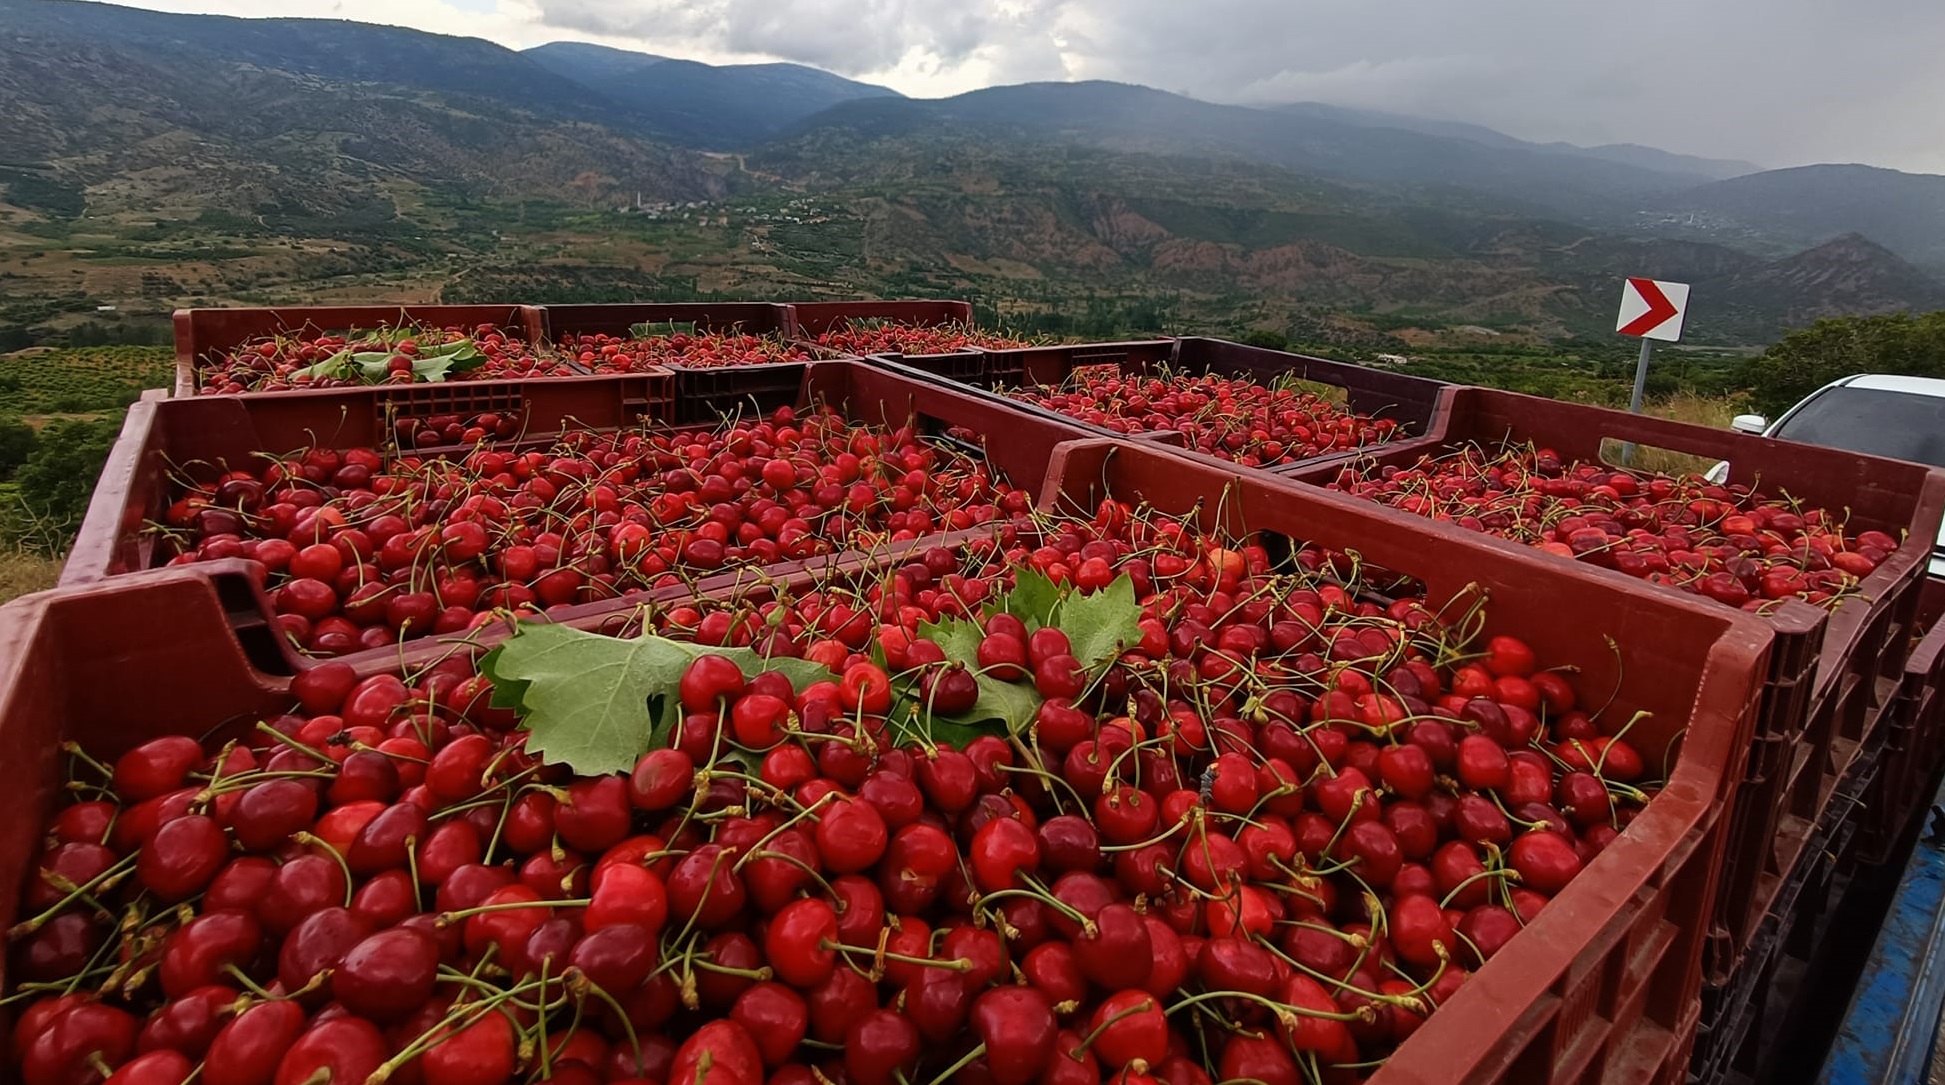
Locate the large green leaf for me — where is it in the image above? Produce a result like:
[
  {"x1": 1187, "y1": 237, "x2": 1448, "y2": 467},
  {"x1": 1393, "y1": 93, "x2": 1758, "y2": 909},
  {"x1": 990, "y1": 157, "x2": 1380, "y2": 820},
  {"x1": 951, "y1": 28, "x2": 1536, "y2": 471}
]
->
[
  {"x1": 950, "y1": 674, "x2": 1044, "y2": 737},
  {"x1": 988, "y1": 566, "x2": 1063, "y2": 629},
  {"x1": 292, "y1": 348, "x2": 356, "y2": 382},
  {"x1": 916, "y1": 612, "x2": 985, "y2": 665},
  {"x1": 1060, "y1": 573, "x2": 1142, "y2": 672},
  {"x1": 290, "y1": 339, "x2": 483, "y2": 385},
  {"x1": 410, "y1": 343, "x2": 486, "y2": 382},
  {"x1": 480, "y1": 624, "x2": 684, "y2": 776},
  {"x1": 479, "y1": 623, "x2": 831, "y2": 776}
]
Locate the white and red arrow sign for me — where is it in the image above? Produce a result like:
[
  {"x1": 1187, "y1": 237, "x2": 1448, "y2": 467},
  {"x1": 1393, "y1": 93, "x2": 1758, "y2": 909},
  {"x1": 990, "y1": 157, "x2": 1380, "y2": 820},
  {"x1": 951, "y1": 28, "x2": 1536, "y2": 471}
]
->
[{"x1": 1616, "y1": 277, "x2": 1690, "y2": 341}]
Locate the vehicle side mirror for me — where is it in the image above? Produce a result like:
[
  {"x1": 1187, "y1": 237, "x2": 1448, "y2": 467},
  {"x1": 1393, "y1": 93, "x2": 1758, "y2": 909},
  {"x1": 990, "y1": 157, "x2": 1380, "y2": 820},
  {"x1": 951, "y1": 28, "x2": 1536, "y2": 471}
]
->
[{"x1": 1731, "y1": 414, "x2": 1767, "y2": 435}]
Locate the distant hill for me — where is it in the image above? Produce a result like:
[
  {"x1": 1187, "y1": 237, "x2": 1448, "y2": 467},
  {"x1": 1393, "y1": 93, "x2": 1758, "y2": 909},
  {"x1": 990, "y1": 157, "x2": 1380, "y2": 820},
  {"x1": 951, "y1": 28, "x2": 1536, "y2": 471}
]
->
[
  {"x1": 524, "y1": 41, "x2": 674, "y2": 72},
  {"x1": 784, "y1": 82, "x2": 1733, "y2": 220},
  {"x1": 525, "y1": 42, "x2": 899, "y2": 149},
  {"x1": 1698, "y1": 234, "x2": 1945, "y2": 337},
  {"x1": 1576, "y1": 144, "x2": 1760, "y2": 183},
  {"x1": 1649, "y1": 165, "x2": 1945, "y2": 273},
  {"x1": 749, "y1": 132, "x2": 1945, "y2": 342},
  {"x1": 1270, "y1": 103, "x2": 1759, "y2": 181},
  {"x1": 7, "y1": 0, "x2": 622, "y2": 126},
  {"x1": 0, "y1": 0, "x2": 720, "y2": 224}
]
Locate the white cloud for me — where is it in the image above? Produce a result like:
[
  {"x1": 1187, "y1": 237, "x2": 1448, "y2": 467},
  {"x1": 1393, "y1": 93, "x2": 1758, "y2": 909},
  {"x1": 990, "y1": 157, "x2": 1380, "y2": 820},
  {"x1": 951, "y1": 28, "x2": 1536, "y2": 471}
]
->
[{"x1": 89, "y1": 0, "x2": 1945, "y2": 172}]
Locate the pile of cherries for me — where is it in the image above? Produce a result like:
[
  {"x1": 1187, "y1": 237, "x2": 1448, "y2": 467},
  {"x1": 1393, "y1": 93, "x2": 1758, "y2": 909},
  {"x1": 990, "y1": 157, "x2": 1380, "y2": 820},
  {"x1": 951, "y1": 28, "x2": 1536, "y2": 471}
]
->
[
  {"x1": 813, "y1": 323, "x2": 1035, "y2": 358},
  {"x1": 14, "y1": 501, "x2": 1660, "y2": 1085},
  {"x1": 559, "y1": 333, "x2": 816, "y2": 375},
  {"x1": 1012, "y1": 370, "x2": 1404, "y2": 469},
  {"x1": 1329, "y1": 444, "x2": 1897, "y2": 611},
  {"x1": 393, "y1": 411, "x2": 526, "y2": 452},
  {"x1": 196, "y1": 327, "x2": 572, "y2": 394},
  {"x1": 156, "y1": 406, "x2": 1029, "y2": 657}
]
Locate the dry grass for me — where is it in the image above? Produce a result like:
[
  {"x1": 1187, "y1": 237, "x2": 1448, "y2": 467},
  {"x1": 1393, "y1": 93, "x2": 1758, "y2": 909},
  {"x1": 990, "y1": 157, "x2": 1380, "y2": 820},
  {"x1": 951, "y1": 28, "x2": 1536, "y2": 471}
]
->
[
  {"x1": 1646, "y1": 391, "x2": 1747, "y2": 431},
  {"x1": 0, "y1": 550, "x2": 62, "y2": 606}
]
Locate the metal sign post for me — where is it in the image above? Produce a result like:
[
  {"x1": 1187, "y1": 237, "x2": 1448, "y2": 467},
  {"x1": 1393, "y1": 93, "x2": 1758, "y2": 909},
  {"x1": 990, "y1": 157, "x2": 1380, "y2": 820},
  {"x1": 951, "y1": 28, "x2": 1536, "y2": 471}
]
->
[{"x1": 1627, "y1": 336, "x2": 1655, "y2": 417}]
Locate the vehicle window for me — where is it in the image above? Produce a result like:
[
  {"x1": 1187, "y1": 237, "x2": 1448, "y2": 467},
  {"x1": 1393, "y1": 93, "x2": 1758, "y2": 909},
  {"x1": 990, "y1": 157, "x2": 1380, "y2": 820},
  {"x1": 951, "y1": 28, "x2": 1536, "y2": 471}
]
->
[{"x1": 1773, "y1": 387, "x2": 1945, "y2": 468}]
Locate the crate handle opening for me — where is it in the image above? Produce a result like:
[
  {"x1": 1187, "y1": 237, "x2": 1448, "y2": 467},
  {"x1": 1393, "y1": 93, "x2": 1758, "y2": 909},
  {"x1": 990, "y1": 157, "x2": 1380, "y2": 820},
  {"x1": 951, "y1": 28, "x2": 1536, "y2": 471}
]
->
[
  {"x1": 211, "y1": 571, "x2": 297, "y2": 677},
  {"x1": 1597, "y1": 437, "x2": 1730, "y2": 481}
]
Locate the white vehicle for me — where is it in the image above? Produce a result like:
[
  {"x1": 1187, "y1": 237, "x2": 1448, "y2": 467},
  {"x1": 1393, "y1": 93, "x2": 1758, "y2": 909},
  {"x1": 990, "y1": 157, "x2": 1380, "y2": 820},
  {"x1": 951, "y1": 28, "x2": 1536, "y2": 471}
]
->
[{"x1": 1716, "y1": 374, "x2": 1945, "y2": 575}]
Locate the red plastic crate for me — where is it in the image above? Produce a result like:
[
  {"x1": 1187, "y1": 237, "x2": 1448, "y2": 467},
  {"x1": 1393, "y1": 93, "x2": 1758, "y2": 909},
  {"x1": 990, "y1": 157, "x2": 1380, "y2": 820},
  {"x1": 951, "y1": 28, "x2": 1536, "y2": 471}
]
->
[
  {"x1": 1859, "y1": 602, "x2": 1945, "y2": 865},
  {"x1": 60, "y1": 361, "x2": 1098, "y2": 676},
  {"x1": 172, "y1": 304, "x2": 548, "y2": 396},
  {"x1": 1689, "y1": 719, "x2": 1902, "y2": 1084},
  {"x1": 1295, "y1": 386, "x2": 1945, "y2": 972},
  {"x1": 0, "y1": 437, "x2": 1772, "y2": 1085},
  {"x1": 65, "y1": 372, "x2": 677, "y2": 587},
  {"x1": 1033, "y1": 438, "x2": 1770, "y2": 1085},
  {"x1": 883, "y1": 336, "x2": 1445, "y2": 473}
]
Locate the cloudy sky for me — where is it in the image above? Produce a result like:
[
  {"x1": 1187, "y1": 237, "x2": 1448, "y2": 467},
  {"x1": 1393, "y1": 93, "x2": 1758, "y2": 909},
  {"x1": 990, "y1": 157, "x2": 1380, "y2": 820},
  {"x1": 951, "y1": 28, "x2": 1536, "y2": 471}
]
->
[{"x1": 111, "y1": 0, "x2": 1945, "y2": 173}]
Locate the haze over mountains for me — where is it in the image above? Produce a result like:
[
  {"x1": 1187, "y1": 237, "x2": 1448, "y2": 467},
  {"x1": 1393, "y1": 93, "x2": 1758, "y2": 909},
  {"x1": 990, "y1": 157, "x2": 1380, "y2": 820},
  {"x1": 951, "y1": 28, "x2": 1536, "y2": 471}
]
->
[{"x1": 3, "y1": 0, "x2": 1942, "y2": 343}]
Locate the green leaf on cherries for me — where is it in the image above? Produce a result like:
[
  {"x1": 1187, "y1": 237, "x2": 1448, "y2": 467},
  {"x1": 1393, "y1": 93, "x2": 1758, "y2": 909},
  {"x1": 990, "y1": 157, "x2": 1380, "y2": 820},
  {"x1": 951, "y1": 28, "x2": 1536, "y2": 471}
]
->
[
  {"x1": 1058, "y1": 573, "x2": 1142, "y2": 672},
  {"x1": 409, "y1": 342, "x2": 486, "y2": 382},
  {"x1": 989, "y1": 566, "x2": 1064, "y2": 628},
  {"x1": 900, "y1": 569, "x2": 1142, "y2": 741},
  {"x1": 979, "y1": 568, "x2": 1142, "y2": 674},
  {"x1": 480, "y1": 622, "x2": 831, "y2": 776},
  {"x1": 885, "y1": 673, "x2": 1029, "y2": 747},
  {"x1": 915, "y1": 612, "x2": 985, "y2": 665},
  {"x1": 885, "y1": 700, "x2": 999, "y2": 749},
  {"x1": 952, "y1": 674, "x2": 1045, "y2": 735},
  {"x1": 292, "y1": 348, "x2": 355, "y2": 383}
]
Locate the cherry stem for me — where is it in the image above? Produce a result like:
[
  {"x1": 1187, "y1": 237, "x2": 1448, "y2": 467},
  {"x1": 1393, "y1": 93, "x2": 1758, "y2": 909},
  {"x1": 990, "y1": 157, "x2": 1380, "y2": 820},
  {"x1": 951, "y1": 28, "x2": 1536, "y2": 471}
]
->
[
  {"x1": 745, "y1": 847, "x2": 840, "y2": 900},
  {"x1": 995, "y1": 759, "x2": 1087, "y2": 812},
  {"x1": 1098, "y1": 814, "x2": 1190, "y2": 854},
  {"x1": 8, "y1": 853, "x2": 138, "y2": 938},
  {"x1": 435, "y1": 897, "x2": 591, "y2": 927},
  {"x1": 691, "y1": 958, "x2": 775, "y2": 981},
  {"x1": 289, "y1": 832, "x2": 357, "y2": 908},
  {"x1": 732, "y1": 793, "x2": 835, "y2": 872},
  {"x1": 1072, "y1": 996, "x2": 1160, "y2": 1054},
  {"x1": 821, "y1": 939, "x2": 971, "y2": 973},
  {"x1": 701, "y1": 768, "x2": 797, "y2": 809},
  {"x1": 972, "y1": 890, "x2": 1096, "y2": 933},
  {"x1": 58, "y1": 741, "x2": 115, "y2": 781},
  {"x1": 251, "y1": 721, "x2": 327, "y2": 759},
  {"x1": 1437, "y1": 866, "x2": 1519, "y2": 910},
  {"x1": 223, "y1": 963, "x2": 278, "y2": 1000},
  {"x1": 482, "y1": 791, "x2": 514, "y2": 862},
  {"x1": 404, "y1": 837, "x2": 425, "y2": 911},
  {"x1": 373, "y1": 985, "x2": 538, "y2": 1084},
  {"x1": 1166, "y1": 987, "x2": 1370, "y2": 1024}
]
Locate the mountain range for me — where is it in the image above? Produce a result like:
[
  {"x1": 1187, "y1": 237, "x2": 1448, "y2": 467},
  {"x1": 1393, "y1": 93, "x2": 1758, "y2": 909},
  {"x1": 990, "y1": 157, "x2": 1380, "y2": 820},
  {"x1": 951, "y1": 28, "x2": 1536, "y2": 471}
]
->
[
  {"x1": 2, "y1": 0, "x2": 1941, "y2": 345},
  {"x1": 522, "y1": 42, "x2": 899, "y2": 149}
]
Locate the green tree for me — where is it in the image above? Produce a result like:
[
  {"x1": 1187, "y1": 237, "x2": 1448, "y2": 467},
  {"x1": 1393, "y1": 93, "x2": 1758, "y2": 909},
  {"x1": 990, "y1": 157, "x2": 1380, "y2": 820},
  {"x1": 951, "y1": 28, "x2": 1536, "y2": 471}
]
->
[
  {"x1": 2, "y1": 417, "x2": 116, "y2": 555},
  {"x1": 0, "y1": 416, "x2": 35, "y2": 481},
  {"x1": 1741, "y1": 311, "x2": 1945, "y2": 414}
]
